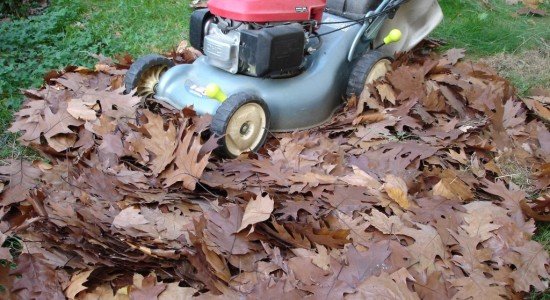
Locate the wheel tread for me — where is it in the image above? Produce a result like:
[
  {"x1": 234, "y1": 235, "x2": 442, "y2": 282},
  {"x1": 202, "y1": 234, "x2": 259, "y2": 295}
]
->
[
  {"x1": 211, "y1": 93, "x2": 271, "y2": 158},
  {"x1": 346, "y1": 50, "x2": 390, "y2": 99},
  {"x1": 124, "y1": 54, "x2": 176, "y2": 94}
]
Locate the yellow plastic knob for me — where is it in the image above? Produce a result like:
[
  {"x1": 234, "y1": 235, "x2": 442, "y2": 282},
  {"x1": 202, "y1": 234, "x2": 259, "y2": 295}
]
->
[
  {"x1": 205, "y1": 83, "x2": 227, "y2": 102},
  {"x1": 383, "y1": 29, "x2": 402, "y2": 45}
]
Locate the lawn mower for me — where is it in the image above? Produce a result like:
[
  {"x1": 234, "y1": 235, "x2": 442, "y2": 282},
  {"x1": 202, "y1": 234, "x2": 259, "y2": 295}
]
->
[{"x1": 125, "y1": 0, "x2": 443, "y2": 158}]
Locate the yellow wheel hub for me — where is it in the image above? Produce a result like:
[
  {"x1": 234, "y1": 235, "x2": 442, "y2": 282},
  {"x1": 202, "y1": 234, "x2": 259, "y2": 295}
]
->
[
  {"x1": 225, "y1": 103, "x2": 267, "y2": 157},
  {"x1": 136, "y1": 65, "x2": 169, "y2": 97},
  {"x1": 365, "y1": 59, "x2": 392, "y2": 85}
]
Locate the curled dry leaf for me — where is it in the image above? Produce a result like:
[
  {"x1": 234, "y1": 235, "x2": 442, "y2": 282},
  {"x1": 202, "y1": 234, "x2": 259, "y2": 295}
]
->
[
  {"x1": 238, "y1": 194, "x2": 274, "y2": 233},
  {"x1": 65, "y1": 270, "x2": 93, "y2": 299},
  {"x1": 158, "y1": 283, "x2": 198, "y2": 300},
  {"x1": 130, "y1": 273, "x2": 167, "y2": 300},
  {"x1": 67, "y1": 98, "x2": 98, "y2": 121},
  {"x1": 311, "y1": 245, "x2": 331, "y2": 271},
  {"x1": 112, "y1": 206, "x2": 149, "y2": 229},
  {"x1": 377, "y1": 83, "x2": 397, "y2": 105},
  {"x1": 440, "y1": 48, "x2": 466, "y2": 65},
  {"x1": 522, "y1": 96, "x2": 550, "y2": 123},
  {"x1": 433, "y1": 170, "x2": 474, "y2": 202},
  {"x1": 340, "y1": 165, "x2": 382, "y2": 189},
  {"x1": 520, "y1": 199, "x2": 550, "y2": 222},
  {"x1": 383, "y1": 174, "x2": 410, "y2": 209}
]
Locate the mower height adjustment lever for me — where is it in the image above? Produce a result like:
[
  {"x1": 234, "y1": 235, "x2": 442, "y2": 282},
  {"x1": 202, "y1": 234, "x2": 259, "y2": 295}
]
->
[{"x1": 375, "y1": 29, "x2": 402, "y2": 49}]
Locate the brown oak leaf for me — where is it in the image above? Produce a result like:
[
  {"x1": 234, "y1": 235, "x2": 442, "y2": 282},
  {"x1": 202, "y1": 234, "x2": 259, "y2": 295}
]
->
[
  {"x1": 238, "y1": 193, "x2": 274, "y2": 233},
  {"x1": 10, "y1": 253, "x2": 65, "y2": 299},
  {"x1": 0, "y1": 160, "x2": 42, "y2": 206},
  {"x1": 162, "y1": 123, "x2": 212, "y2": 190},
  {"x1": 130, "y1": 274, "x2": 167, "y2": 300},
  {"x1": 506, "y1": 241, "x2": 550, "y2": 292},
  {"x1": 346, "y1": 270, "x2": 420, "y2": 300},
  {"x1": 450, "y1": 271, "x2": 507, "y2": 300},
  {"x1": 383, "y1": 174, "x2": 410, "y2": 209},
  {"x1": 134, "y1": 110, "x2": 178, "y2": 175}
]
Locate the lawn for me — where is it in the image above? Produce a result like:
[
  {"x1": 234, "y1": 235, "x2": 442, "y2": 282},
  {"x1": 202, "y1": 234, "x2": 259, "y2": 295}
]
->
[
  {"x1": 434, "y1": 0, "x2": 549, "y2": 56},
  {"x1": 433, "y1": 0, "x2": 550, "y2": 94},
  {"x1": 0, "y1": 0, "x2": 549, "y2": 297},
  {"x1": 0, "y1": 0, "x2": 192, "y2": 158}
]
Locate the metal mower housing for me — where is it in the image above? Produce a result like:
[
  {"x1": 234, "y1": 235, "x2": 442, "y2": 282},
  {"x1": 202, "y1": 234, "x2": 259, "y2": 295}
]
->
[{"x1": 151, "y1": 0, "x2": 443, "y2": 132}]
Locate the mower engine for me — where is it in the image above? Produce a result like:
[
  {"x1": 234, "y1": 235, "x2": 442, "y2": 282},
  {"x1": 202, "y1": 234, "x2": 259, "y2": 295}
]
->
[{"x1": 190, "y1": 0, "x2": 326, "y2": 78}]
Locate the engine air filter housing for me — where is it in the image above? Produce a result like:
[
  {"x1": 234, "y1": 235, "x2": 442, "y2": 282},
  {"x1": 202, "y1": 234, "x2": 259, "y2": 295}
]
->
[{"x1": 239, "y1": 23, "x2": 306, "y2": 77}]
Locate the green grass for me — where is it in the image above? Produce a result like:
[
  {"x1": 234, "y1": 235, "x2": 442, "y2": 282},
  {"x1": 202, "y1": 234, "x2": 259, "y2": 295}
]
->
[
  {"x1": 535, "y1": 222, "x2": 550, "y2": 251},
  {"x1": 0, "y1": 0, "x2": 191, "y2": 159},
  {"x1": 433, "y1": 0, "x2": 550, "y2": 94},
  {"x1": 433, "y1": 0, "x2": 550, "y2": 56}
]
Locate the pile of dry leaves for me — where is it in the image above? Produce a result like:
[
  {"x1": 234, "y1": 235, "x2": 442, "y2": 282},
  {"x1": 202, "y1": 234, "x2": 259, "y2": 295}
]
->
[{"x1": 0, "y1": 42, "x2": 549, "y2": 299}]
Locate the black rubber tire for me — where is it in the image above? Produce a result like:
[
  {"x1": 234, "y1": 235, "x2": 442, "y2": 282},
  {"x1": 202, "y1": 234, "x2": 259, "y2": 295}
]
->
[
  {"x1": 211, "y1": 93, "x2": 271, "y2": 158},
  {"x1": 346, "y1": 50, "x2": 391, "y2": 99},
  {"x1": 124, "y1": 54, "x2": 175, "y2": 95}
]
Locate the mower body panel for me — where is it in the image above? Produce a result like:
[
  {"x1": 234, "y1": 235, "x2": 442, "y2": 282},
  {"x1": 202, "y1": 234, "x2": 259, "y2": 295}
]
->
[
  {"x1": 208, "y1": 0, "x2": 326, "y2": 23},
  {"x1": 154, "y1": 0, "x2": 443, "y2": 132},
  {"x1": 155, "y1": 13, "x2": 364, "y2": 131}
]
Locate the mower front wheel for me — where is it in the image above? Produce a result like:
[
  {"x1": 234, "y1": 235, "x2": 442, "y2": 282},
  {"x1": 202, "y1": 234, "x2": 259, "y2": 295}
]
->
[
  {"x1": 211, "y1": 93, "x2": 270, "y2": 158},
  {"x1": 346, "y1": 50, "x2": 392, "y2": 99},
  {"x1": 124, "y1": 54, "x2": 175, "y2": 97}
]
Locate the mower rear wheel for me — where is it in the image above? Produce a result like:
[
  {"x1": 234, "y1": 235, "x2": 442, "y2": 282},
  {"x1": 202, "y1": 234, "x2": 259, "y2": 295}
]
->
[
  {"x1": 211, "y1": 93, "x2": 270, "y2": 158},
  {"x1": 124, "y1": 54, "x2": 175, "y2": 97},
  {"x1": 346, "y1": 50, "x2": 392, "y2": 99}
]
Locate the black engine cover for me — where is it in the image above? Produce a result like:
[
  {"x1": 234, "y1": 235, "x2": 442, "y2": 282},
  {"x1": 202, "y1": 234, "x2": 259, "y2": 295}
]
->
[{"x1": 239, "y1": 24, "x2": 305, "y2": 78}]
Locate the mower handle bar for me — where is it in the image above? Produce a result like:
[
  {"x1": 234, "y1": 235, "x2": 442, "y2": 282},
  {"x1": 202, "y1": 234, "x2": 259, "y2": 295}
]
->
[{"x1": 347, "y1": 0, "x2": 405, "y2": 61}]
